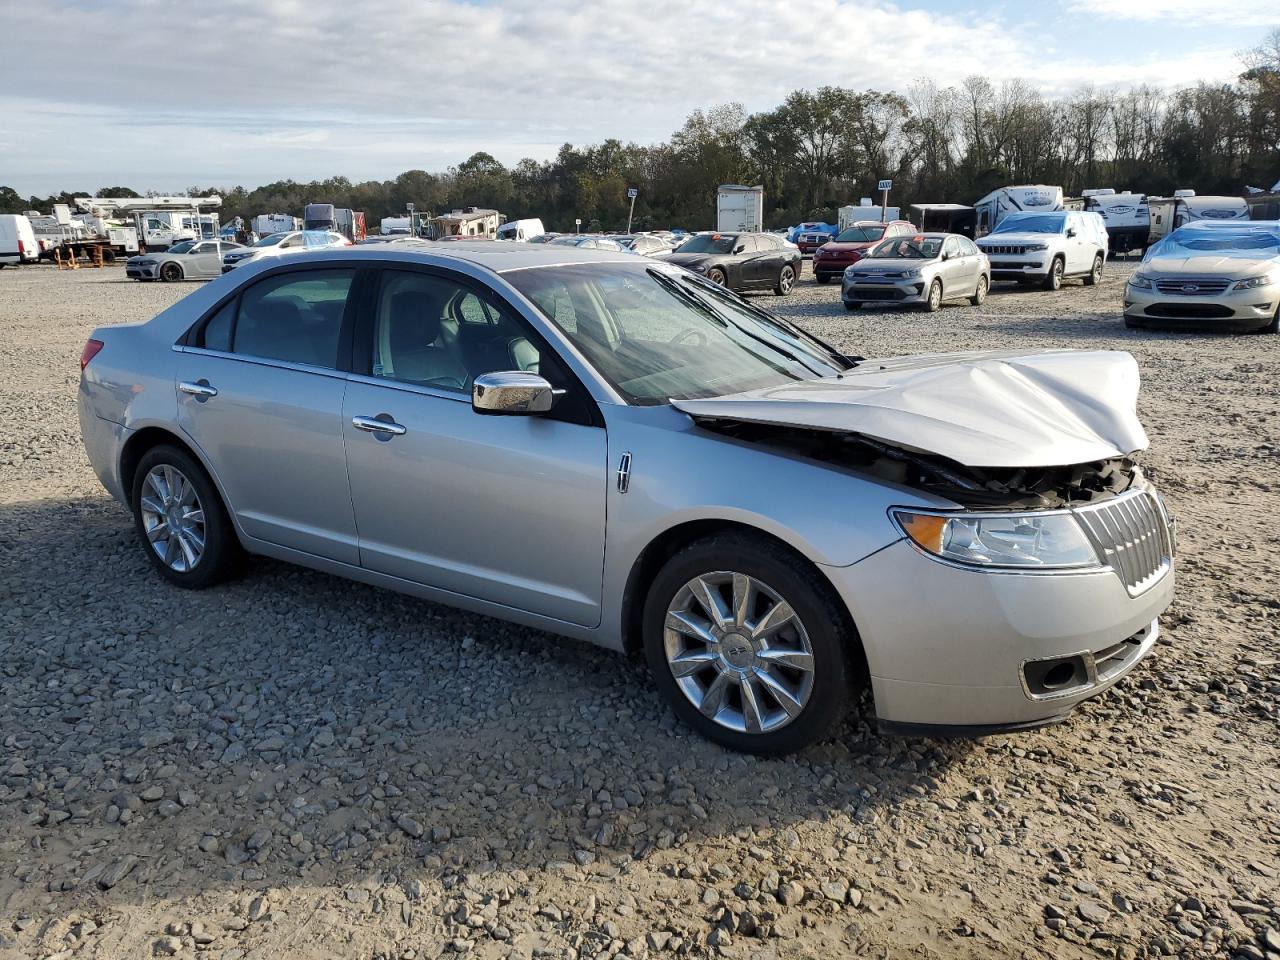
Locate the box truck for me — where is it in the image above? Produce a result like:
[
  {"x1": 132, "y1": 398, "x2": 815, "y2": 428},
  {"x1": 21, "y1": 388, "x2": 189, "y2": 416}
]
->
[{"x1": 716, "y1": 185, "x2": 764, "y2": 232}]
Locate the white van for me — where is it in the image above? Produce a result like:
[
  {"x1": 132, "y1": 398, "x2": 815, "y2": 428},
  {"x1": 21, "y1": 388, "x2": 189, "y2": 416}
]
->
[
  {"x1": 495, "y1": 218, "x2": 545, "y2": 242},
  {"x1": 0, "y1": 214, "x2": 40, "y2": 266}
]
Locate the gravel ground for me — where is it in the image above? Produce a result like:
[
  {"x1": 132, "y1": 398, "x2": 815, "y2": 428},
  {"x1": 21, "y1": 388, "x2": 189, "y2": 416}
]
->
[{"x1": 1, "y1": 260, "x2": 1278, "y2": 960}]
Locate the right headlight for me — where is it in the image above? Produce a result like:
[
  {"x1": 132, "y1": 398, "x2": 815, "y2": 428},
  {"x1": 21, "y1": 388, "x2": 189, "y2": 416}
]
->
[
  {"x1": 1128, "y1": 273, "x2": 1153, "y2": 290},
  {"x1": 893, "y1": 509, "x2": 1100, "y2": 570}
]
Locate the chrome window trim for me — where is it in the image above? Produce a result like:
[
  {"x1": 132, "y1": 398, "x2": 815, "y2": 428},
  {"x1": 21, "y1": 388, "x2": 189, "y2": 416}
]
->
[{"x1": 173, "y1": 345, "x2": 349, "y2": 381}]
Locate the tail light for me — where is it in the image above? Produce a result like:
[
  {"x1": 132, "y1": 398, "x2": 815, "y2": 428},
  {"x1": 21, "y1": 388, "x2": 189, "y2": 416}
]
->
[
  {"x1": 80, "y1": 338, "x2": 104, "y2": 371},
  {"x1": 17, "y1": 240, "x2": 27, "y2": 256}
]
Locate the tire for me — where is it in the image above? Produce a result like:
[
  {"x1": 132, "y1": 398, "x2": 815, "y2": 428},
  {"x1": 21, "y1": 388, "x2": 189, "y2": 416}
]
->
[
  {"x1": 923, "y1": 279, "x2": 943, "y2": 312},
  {"x1": 642, "y1": 533, "x2": 856, "y2": 755},
  {"x1": 970, "y1": 274, "x2": 989, "y2": 306},
  {"x1": 705, "y1": 267, "x2": 726, "y2": 286},
  {"x1": 160, "y1": 261, "x2": 183, "y2": 282},
  {"x1": 843, "y1": 301, "x2": 861, "y2": 312},
  {"x1": 774, "y1": 264, "x2": 796, "y2": 296},
  {"x1": 1043, "y1": 257, "x2": 1064, "y2": 291},
  {"x1": 815, "y1": 273, "x2": 831, "y2": 285},
  {"x1": 1083, "y1": 254, "x2": 1103, "y2": 286},
  {"x1": 131, "y1": 444, "x2": 240, "y2": 589},
  {"x1": 1252, "y1": 307, "x2": 1279, "y2": 334}
]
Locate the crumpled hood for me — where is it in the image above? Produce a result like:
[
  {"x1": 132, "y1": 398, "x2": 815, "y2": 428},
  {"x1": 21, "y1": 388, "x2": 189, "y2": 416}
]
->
[{"x1": 672, "y1": 350, "x2": 1148, "y2": 468}]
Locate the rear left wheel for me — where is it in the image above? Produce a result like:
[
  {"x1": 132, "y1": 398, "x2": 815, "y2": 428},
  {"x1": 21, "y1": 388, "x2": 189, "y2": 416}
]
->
[
  {"x1": 1083, "y1": 254, "x2": 1104, "y2": 286},
  {"x1": 774, "y1": 265, "x2": 796, "y2": 296},
  {"x1": 643, "y1": 534, "x2": 856, "y2": 755}
]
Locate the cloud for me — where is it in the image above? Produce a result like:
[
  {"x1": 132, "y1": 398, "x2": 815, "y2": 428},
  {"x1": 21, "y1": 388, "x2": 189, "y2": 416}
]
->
[
  {"x1": 0, "y1": 0, "x2": 1265, "y2": 194},
  {"x1": 1069, "y1": 0, "x2": 1278, "y2": 24}
]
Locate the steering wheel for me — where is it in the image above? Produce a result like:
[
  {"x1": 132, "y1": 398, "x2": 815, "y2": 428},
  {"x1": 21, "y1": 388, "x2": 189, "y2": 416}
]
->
[{"x1": 671, "y1": 329, "x2": 708, "y2": 347}]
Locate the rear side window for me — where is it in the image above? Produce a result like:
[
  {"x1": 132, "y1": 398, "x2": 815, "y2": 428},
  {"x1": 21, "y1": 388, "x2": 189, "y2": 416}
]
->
[{"x1": 196, "y1": 269, "x2": 354, "y2": 368}]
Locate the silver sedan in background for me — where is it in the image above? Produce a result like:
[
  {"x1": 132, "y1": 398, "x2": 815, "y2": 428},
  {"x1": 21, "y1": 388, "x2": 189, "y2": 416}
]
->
[
  {"x1": 125, "y1": 240, "x2": 246, "y2": 282},
  {"x1": 842, "y1": 232, "x2": 990, "y2": 312},
  {"x1": 78, "y1": 244, "x2": 1172, "y2": 754}
]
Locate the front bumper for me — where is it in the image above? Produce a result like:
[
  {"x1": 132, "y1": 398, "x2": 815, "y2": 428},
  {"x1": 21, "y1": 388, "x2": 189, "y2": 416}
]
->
[
  {"x1": 126, "y1": 262, "x2": 160, "y2": 279},
  {"x1": 979, "y1": 254, "x2": 1049, "y2": 281},
  {"x1": 823, "y1": 535, "x2": 1174, "y2": 730},
  {"x1": 841, "y1": 274, "x2": 927, "y2": 304},
  {"x1": 1124, "y1": 283, "x2": 1277, "y2": 329},
  {"x1": 814, "y1": 257, "x2": 860, "y2": 277}
]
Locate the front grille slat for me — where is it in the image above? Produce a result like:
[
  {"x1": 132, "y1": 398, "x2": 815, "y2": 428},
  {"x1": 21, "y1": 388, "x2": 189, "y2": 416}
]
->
[{"x1": 1074, "y1": 491, "x2": 1171, "y2": 595}]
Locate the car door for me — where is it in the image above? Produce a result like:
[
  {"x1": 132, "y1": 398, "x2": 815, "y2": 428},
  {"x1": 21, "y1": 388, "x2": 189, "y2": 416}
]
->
[
  {"x1": 186, "y1": 242, "x2": 221, "y2": 278},
  {"x1": 174, "y1": 266, "x2": 360, "y2": 563},
  {"x1": 1065, "y1": 214, "x2": 1089, "y2": 273},
  {"x1": 949, "y1": 236, "x2": 980, "y2": 292},
  {"x1": 732, "y1": 234, "x2": 763, "y2": 285},
  {"x1": 342, "y1": 267, "x2": 608, "y2": 626}
]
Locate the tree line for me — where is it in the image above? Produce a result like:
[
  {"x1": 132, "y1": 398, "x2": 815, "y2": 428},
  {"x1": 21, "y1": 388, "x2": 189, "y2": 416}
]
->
[{"x1": 4, "y1": 30, "x2": 1277, "y2": 233}]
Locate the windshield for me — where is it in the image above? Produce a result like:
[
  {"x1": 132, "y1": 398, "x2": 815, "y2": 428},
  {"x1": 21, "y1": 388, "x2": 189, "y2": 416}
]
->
[
  {"x1": 254, "y1": 233, "x2": 287, "y2": 247},
  {"x1": 168, "y1": 241, "x2": 196, "y2": 254},
  {"x1": 867, "y1": 236, "x2": 942, "y2": 259},
  {"x1": 835, "y1": 224, "x2": 886, "y2": 243},
  {"x1": 993, "y1": 215, "x2": 1064, "y2": 235},
  {"x1": 674, "y1": 234, "x2": 737, "y2": 254},
  {"x1": 505, "y1": 263, "x2": 848, "y2": 404},
  {"x1": 1152, "y1": 229, "x2": 1280, "y2": 256}
]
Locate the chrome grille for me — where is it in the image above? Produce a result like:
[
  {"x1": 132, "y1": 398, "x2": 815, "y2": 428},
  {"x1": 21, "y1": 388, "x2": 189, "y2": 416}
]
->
[
  {"x1": 1153, "y1": 277, "x2": 1230, "y2": 295},
  {"x1": 980, "y1": 243, "x2": 1027, "y2": 255},
  {"x1": 1074, "y1": 492, "x2": 1172, "y2": 595}
]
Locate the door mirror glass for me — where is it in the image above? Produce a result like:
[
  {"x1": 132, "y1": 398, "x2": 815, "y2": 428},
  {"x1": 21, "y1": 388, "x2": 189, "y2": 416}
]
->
[
  {"x1": 472, "y1": 371, "x2": 556, "y2": 416},
  {"x1": 1066, "y1": 227, "x2": 1077, "y2": 237}
]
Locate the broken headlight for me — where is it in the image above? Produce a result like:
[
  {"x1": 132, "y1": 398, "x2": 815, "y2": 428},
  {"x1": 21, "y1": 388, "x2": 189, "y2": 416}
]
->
[{"x1": 894, "y1": 510, "x2": 1100, "y2": 569}]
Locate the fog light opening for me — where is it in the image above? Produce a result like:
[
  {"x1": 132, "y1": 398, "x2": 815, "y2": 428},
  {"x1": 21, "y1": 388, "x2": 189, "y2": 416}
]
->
[{"x1": 1041, "y1": 662, "x2": 1077, "y2": 691}]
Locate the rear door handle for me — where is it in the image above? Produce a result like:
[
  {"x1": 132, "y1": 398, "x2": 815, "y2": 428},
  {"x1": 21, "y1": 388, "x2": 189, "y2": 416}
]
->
[
  {"x1": 178, "y1": 380, "x2": 218, "y2": 399},
  {"x1": 351, "y1": 415, "x2": 407, "y2": 437}
]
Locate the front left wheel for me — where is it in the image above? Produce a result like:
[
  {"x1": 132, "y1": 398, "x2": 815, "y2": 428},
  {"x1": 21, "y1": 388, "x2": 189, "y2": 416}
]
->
[
  {"x1": 160, "y1": 261, "x2": 182, "y2": 282},
  {"x1": 131, "y1": 445, "x2": 240, "y2": 589},
  {"x1": 642, "y1": 533, "x2": 857, "y2": 755},
  {"x1": 774, "y1": 264, "x2": 796, "y2": 296},
  {"x1": 970, "y1": 275, "x2": 989, "y2": 306}
]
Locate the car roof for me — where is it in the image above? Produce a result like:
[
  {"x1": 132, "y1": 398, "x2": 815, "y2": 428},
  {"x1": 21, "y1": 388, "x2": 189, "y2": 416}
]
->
[{"x1": 271, "y1": 240, "x2": 642, "y2": 276}]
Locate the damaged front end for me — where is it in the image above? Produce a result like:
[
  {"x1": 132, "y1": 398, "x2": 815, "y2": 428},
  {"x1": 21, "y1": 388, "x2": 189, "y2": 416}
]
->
[{"x1": 694, "y1": 417, "x2": 1143, "y2": 510}]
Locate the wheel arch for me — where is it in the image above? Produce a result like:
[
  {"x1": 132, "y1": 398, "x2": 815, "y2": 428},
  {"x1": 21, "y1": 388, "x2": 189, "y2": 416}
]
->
[
  {"x1": 618, "y1": 518, "x2": 869, "y2": 681},
  {"x1": 119, "y1": 426, "x2": 237, "y2": 529}
]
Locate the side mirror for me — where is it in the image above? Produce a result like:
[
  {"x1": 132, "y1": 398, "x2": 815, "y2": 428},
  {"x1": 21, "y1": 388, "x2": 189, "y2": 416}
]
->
[
  {"x1": 734, "y1": 244, "x2": 746, "y2": 254},
  {"x1": 1066, "y1": 227, "x2": 1078, "y2": 237},
  {"x1": 472, "y1": 371, "x2": 556, "y2": 416}
]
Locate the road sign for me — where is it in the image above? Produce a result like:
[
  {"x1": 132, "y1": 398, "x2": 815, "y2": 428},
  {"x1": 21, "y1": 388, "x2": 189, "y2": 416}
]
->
[
  {"x1": 627, "y1": 187, "x2": 638, "y2": 199},
  {"x1": 877, "y1": 179, "x2": 893, "y2": 192},
  {"x1": 406, "y1": 202, "x2": 415, "y2": 212}
]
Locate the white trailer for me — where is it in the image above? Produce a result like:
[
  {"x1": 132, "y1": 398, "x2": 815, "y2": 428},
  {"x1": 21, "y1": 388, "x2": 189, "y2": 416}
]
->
[
  {"x1": 253, "y1": 213, "x2": 300, "y2": 235},
  {"x1": 1147, "y1": 192, "x2": 1250, "y2": 244},
  {"x1": 837, "y1": 202, "x2": 900, "y2": 230},
  {"x1": 973, "y1": 185, "x2": 1064, "y2": 235},
  {"x1": 1082, "y1": 192, "x2": 1150, "y2": 254},
  {"x1": 716, "y1": 185, "x2": 764, "y2": 233}
]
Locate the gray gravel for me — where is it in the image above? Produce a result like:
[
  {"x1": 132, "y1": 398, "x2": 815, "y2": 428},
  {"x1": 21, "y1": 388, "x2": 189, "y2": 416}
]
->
[{"x1": 1, "y1": 260, "x2": 1278, "y2": 959}]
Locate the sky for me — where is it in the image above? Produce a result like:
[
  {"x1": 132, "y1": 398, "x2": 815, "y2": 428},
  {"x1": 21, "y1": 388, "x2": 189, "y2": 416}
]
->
[{"x1": 1, "y1": 0, "x2": 1276, "y2": 197}]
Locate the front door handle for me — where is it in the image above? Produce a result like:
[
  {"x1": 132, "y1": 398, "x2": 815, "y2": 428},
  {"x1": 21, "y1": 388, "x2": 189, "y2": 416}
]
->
[
  {"x1": 351, "y1": 414, "x2": 407, "y2": 437},
  {"x1": 178, "y1": 380, "x2": 218, "y2": 399}
]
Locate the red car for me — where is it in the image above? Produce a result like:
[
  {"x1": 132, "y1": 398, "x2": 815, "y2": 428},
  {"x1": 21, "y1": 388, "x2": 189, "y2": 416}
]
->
[{"x1": 812, "y1": 220, "x2": 917, "y2": 283}]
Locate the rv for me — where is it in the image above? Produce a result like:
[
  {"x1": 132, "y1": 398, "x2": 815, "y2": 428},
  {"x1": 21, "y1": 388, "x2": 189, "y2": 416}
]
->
[
  {"x1": 495, "y1": 218, "x2": 545, "y2": 241},
  {"x1": 253, "y1": 213, "x2": 300, "y2": 236},
  {"x1": 1082, "y1": 192, "x2": 1150, "y2": 255},
  {"x1": 716, "y1": 185, "x2": 764, "y2": 233},
  {"x1": 837, "y1": 203, "x2": 900, "y2": 231},
  {"x1": 973, "y1": 185, "x2": 1064, "y2": 235},
  {"x1": 427, "y1": 207, "x2": 503, "y2": 240},
  {"x1": 1147, "y1": 192, "x2": 1250, "y2": 244}
]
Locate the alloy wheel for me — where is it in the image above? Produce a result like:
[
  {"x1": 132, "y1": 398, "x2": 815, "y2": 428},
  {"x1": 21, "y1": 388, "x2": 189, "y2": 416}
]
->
[
  {"x1": 139, "y1": 464, "x2": 206, "y2": 572},
  {"x1": 778, "y1": 266, "x2": 795, "y2": 294},
  {"x1": 929, "y1": 280, "x2": 942, "y2": 311},
  {"x1": 663, "y1": 571, "x2": 816, "y2": 734}
]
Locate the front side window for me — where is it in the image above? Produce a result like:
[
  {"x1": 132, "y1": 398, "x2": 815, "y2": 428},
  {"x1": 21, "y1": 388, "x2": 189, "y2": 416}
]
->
[
  {"x1": 506, "y1": 263, "x2": 847, "y2": 405},
  {"x1": 371, "y1": 271, "x2": 542, "y2": 393},
  {"x1": 228, "y1": 269, "x2": 354, "y2": 368}
]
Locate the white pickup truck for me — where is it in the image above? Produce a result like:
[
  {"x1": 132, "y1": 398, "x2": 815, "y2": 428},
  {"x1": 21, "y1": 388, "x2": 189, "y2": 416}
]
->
[{"x1": 977, "y1": 211, "x2": 1109, "y2": 290}]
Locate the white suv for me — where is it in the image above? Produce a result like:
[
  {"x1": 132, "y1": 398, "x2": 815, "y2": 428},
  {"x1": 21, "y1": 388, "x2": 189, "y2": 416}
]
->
[{"x1": 978, "y1": 211, "x2": 1108, "y2": 290}]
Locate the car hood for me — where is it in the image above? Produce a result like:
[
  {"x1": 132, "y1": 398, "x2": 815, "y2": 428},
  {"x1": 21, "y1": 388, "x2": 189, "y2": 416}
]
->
[
  {"x1": 978, "y1": 231, "x2": 1060, "y2": 246},
  {"x1": 1141, "y1": 253, "x2": 1280, "y2": 277},
  {"x1": 848, "y1": 256, "x2": 939, "y2": 272},
  {"x1": 671, "y1": 349, "x2": 1147, "y2": 468},
  {"x1": 816, "y1": 241, "x2": 874, "y2": 255},
  {"x1": 663, "y1": 252, "x2": 719, "y2": 266}
]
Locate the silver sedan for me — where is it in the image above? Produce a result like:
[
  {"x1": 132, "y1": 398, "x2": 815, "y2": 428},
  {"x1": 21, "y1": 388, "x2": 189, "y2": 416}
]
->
[
  {"x1": 842, "y1": 232, "x2": 990, "y2": 312},
  {"x1": 78, "y1": 244, "x2": 1173, "y2": 754},
  {"x1": 125, "y1": 240, "x2": 246, "y2": 282}
]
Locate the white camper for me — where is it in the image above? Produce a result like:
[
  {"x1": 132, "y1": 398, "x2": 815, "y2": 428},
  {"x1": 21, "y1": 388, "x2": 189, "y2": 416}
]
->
[
  {"x1": 973, "y1": 185, "x2": 1064, "y2": 235},
  {"x1": 1082, "y1": 192, "x2": 1150, "y2": 255},
  {"x1": 495, "y1": 218, "x2": 545, "y2": 241},
  {"x1": 427, "y1": 208, "x2": 503, "y2": 239},
  {"x1": 716, "y1": 185, "x2": 764, "y2": 233},
  {"x1": 0, "y1": 214, "x2": 39, "y2": 266},
  {"x1": 379, "y1": 216, "x2": 413, "y2": 236},
  {"x1": 253, "y1": 213, "x2": 300, "y2": 236},
  {"x1": 837, "y1": 203, "x2": 900, "y2": 230},
  {"x1": 1147, "y1": 192, "x2": 1250, "y2": 244}
]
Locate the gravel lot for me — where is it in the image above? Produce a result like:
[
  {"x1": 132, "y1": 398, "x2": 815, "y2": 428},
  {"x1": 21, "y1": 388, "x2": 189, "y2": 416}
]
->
[{"x1": 1, "y1": 259, "x2": 1278, "y2": 960}]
